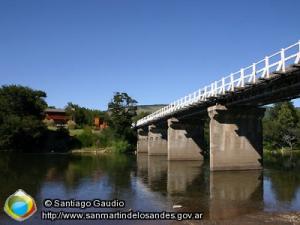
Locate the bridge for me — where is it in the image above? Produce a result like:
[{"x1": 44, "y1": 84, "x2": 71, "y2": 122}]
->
[{"x1": 135, "y1": 40, "x2": 300, "y2": 171}]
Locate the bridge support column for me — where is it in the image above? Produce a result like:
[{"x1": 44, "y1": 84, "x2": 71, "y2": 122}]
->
[
  {"x1": 167, "y1": 117, "x2": 204, "y2": 160},
  {"x1": 137, "y1": 127, "x2": 148, "y2": 153},
  {"x1": 148, "y1": 123, "x2": 168, "y2": 155},
  {"x1": 208, "y1": 105, "x2": 265, "y2": 171}
]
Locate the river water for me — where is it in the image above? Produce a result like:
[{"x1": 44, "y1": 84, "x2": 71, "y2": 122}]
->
[{"x1": 0, "y1": 153, "x2": 299, "y2": 224}]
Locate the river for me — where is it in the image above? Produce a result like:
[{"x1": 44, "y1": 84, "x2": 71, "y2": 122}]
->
[{"x1": 0, "y1": 152, "x2": 299, "y2": 224}]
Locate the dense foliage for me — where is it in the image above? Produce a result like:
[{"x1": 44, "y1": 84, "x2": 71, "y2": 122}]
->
[
  {"x1": 262, "y1": 101, "x2": 300, "y2": 169},
  {"x1": 67, "y1": 92, "x2": 138, "y2": 153},
  {"x1": 0, "y1": 85, "x2": 48, "y2": 151},
  {"x1": 263, "y1": 101, "x2": 300, "y2": 150},
  {"x1": 65, "y1": 102, "x2": 108, "y2": 127},
  {"x1": 0, "y1": 85, "x2": 139, "y2": 153},
  {"x1": 108, "y1": 92, "x2": 137, "y2": 151}
]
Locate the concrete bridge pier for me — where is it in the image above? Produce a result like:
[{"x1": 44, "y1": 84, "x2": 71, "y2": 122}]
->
[
  {"x1": 148, "y1": 123, "x2": 168, "y2": 155},
  {"x1": 137, "y1": 127, "x2": 148, "y2": 153},
  {"x1": 167, "y1": 117, "x2": 204, "y2": 160},
  {"x1": 208, "y1": 105, "x2": 265, "y2": 171}
]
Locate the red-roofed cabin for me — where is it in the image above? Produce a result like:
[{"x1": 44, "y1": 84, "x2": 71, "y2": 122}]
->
[{"x1": 45, "y1": 108, "x2": 69, "y2": 125}]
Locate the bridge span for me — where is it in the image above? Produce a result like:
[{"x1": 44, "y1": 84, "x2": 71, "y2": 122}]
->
[{"x1": 135, "y1": 40, "x2": 300, "y2": 171}]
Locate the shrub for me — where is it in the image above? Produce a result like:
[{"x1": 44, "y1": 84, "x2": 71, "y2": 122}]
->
[
  {"x1": 76, "y1": 128, "x2": 97, "y2": 148},
  {"x1": 97, "y1": 128, "x2": 114, "y2": 148},
  {"x1": 0, "y1": 115, "x2": 47, "y2": 152},
  {"x1": 42, "y1": 128, "x2": 81, "y2": 152},
  {"x1": 43, "y1": 119, "x2": 55, "y2": 127},
  {"x1": 71, "y1": 127, "x2": 134, "y2": 153},
  {"x1": 111, "y1": 139, "x2": 131, "y2": 153},
  {"x1": 67, "y1": 120, "x2": 76, "y2": 130}
]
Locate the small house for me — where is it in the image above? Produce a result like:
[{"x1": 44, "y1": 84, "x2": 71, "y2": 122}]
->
[{"x1": 45, "y1": 108, "x2": 69, "y2": 125}]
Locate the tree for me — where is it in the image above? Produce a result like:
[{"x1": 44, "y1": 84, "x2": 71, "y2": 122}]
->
[
  {"x1": 264, "y1": 101, "x2": 300, "y2": 150},
  {"x1": 65, "y1": 102, "x2": 107, "y2": 127},
  {"x1": 108, "y1": 92, "x2": 137, "y2": 145},
  {"x1": 65, "y1": 103, "x2": 87, "y2": 126},
  {"x1": 0, "y1": 85, "x2": 48, "y2": 151},
  {"x1": 276, "y1": 102, "x2": 298, "y2": 130}
]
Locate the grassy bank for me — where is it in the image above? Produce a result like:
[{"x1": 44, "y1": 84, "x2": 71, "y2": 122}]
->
[
  {"x1": 71, "y1": 147, "x2": 110, "y2": 154},
  {"x1": 43, "y1": 125, "x2": 135, "y2": 154}
]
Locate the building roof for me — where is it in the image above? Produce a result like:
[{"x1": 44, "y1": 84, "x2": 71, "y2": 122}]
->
[{"x1": 45, "y1": 108, "x2": 66, "y2": 113}]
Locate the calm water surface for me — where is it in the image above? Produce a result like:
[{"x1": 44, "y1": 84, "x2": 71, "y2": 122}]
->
[{"x1": 0, "y1": 152, "x2": 299, "y2": 224}]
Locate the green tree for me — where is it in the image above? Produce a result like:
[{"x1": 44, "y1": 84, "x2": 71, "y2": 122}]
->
[
  {"x1": 65, "y1": 102, "x2": 107, "y2": 127},
  {"x1": 108, "y1": 92, "x2": 137, "y2": 148},
  {"x1": 65, "y1": 103, "x2": 87, "y2": 126},
  {"x1": 0, "y1": 85, "x2": 48, "y2": 151},
  {"x1": 276, "y1": 102, "x2": 298, "y2": 130},
  {"x1": 264, "y1": 101, "x2": 299, "y2": 150}
]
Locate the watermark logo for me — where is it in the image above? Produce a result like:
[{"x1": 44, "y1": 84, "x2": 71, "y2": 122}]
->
[{"x1": 4, "y1": 189, "x2": 37, "y2": 221}]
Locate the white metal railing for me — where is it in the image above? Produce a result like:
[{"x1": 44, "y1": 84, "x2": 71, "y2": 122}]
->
[{"x1": 135, "y1": 40, "x2": 300, "y2": 127}]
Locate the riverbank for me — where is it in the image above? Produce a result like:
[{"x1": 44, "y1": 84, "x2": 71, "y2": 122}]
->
[
  {"x1": 71, "y1": 147, "x2": 112, "y2": 154},
  {"x1": 264, "y1": 149, "x2": 300, "y2": 169},
  {"x1": 172, "y1": 211, "x2": 300, "y2": 225}
]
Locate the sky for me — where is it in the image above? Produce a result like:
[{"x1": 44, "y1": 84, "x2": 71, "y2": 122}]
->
[{"x1": 0, "y1": 0, "x2": 300, "y2": 110}]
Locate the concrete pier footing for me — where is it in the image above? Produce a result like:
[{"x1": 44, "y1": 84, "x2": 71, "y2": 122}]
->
[
  {"x1": 208, "y1": 105, "x2": 265, "y2": 171},
  {"x1": 167, "y1": 117, "x2": 204, "y2": 161},
  {"x1": 148, "y1": 123, "x2": 168, "y2": 155}
]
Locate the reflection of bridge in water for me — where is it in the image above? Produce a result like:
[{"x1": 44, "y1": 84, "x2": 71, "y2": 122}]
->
[
  {"x1": 167, "y1": 160, "x2": 202, "y2": 194},
  {"x1": 136, "y1": 41, "x2": 300, "y2": 171},
  {"x1": 209, "y1": 170, "x2": 263, "y2": 219},
  {"x1": 136, "y1": 154, "x2": 263, "y2": 219}
]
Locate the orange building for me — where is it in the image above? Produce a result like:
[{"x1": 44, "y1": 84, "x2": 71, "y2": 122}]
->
[{"x1": 94, "y1": 117, "x2": 108, "y2": 130}]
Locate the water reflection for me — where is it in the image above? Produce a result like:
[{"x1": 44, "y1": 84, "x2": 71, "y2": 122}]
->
[
  {"x1": 147, "y1": 156, "x2": 168, "y2": 193},
  {"x1": 136, "y1": 155, "x2": 265, "y2": 218},
  {"x1": 136, "y1": 153, "x2": 148, "y2": 184},
  {"x1": 137, "y1": 154, "x2": 207, "y2": 213},
  {"x1": 0, "y1": 153, "x2": 70, "y2": 208},
  {"x1": 209, "y1": 170, "x2": 263, "y2": 219},
  {"x1": 167, "y1": 161, "x2": 203, "y2": 194},
  {"x1": 166, "y1": 161, "x2": 209, "y2": 216},
  {"x1": 267, "y1": 170, "x2": 300, "y2": 202},
  {"x1": 0, "y1": 152, "x2": 300, "y2": 224},
  {"x1": 264, "y1": 169, "x2": 300, "y2": 211}
]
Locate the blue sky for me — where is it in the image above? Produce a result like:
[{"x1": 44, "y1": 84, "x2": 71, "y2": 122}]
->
[{"x1": 0, "y1": 0, "x2": 299, "y2": 110}]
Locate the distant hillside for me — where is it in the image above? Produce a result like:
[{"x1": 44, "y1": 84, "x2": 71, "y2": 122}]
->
[{"x1": 137, "y1": 104, "x2": 167, "y2": 114}]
